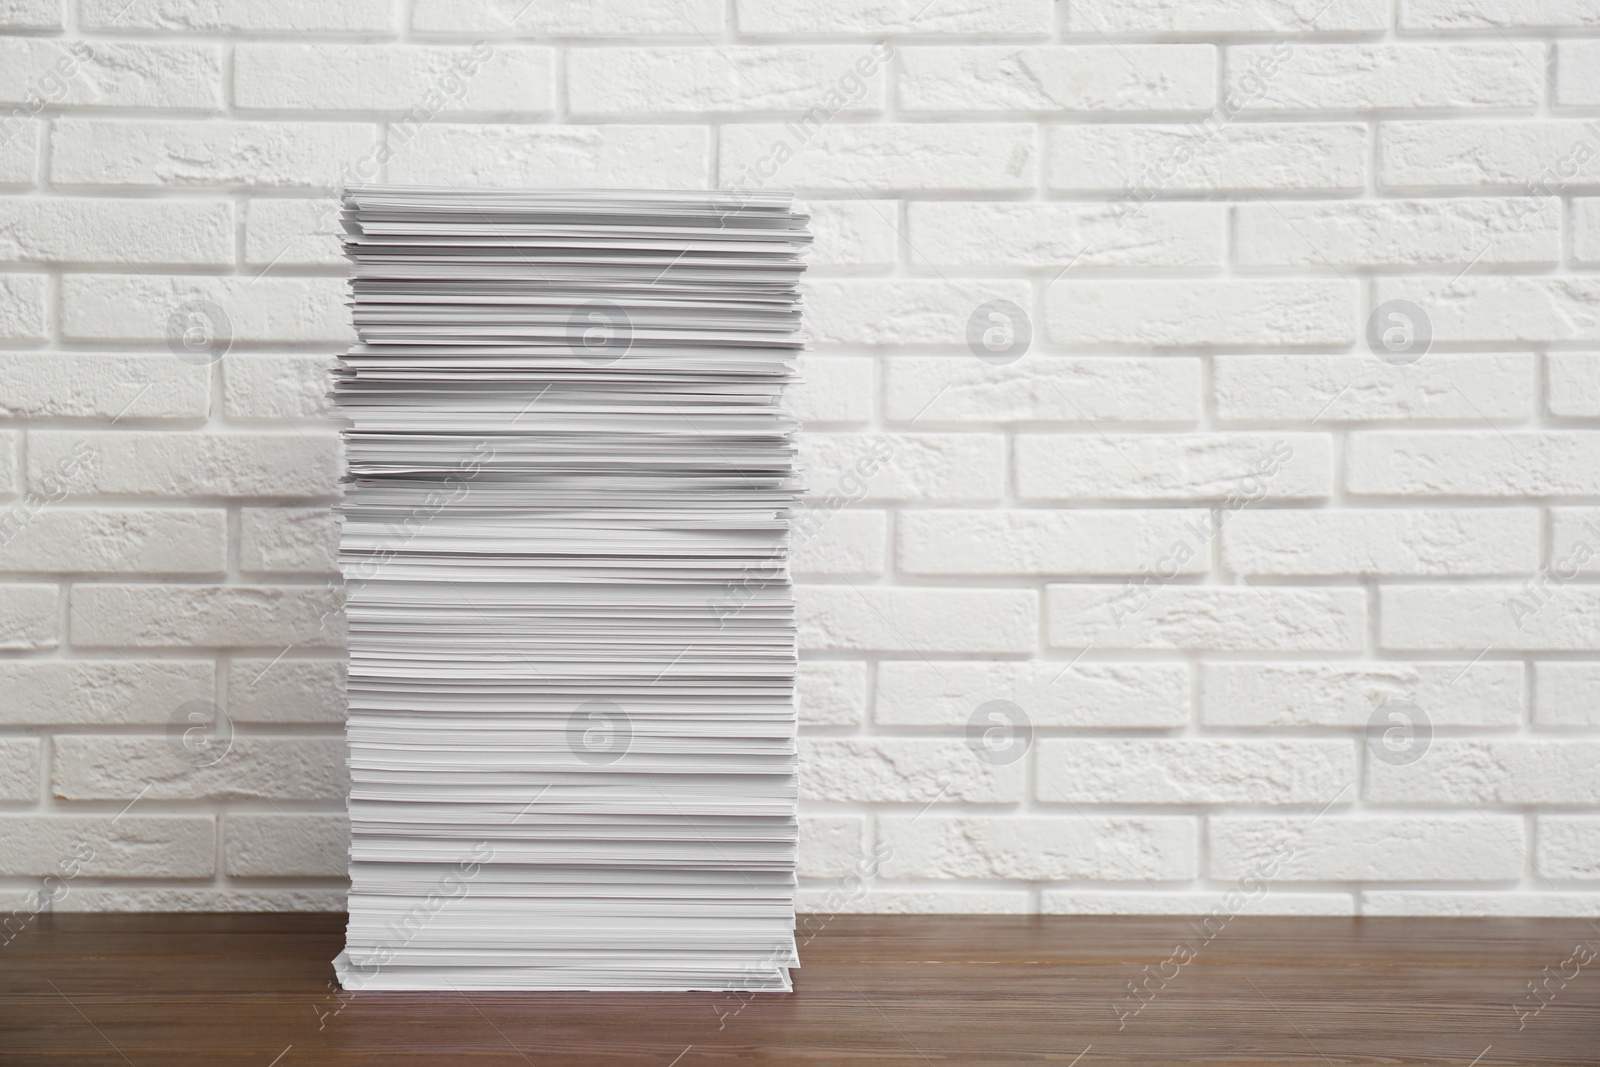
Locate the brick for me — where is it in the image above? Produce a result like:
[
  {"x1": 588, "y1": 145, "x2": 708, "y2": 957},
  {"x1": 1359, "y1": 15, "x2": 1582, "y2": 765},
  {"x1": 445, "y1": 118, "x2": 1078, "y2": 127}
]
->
[
  {"x1": 736, "y1": 0, "x2": 1050, "y2": 33},
  {"x1": 62, "y1": 274, "x2": 349, "y2": 345},
  {"x1": 1049, "y1": 123, "x2": 1366, "y2": 194},
  {"x1": 236, "y1": 45, "x2": 553, "y2": 113},
  {"x1": 51, "y1": 119, "x2": 380, "y2": 188},
  {"x1": 0, "y1": 40, "x2": 220, "y2": 110},
  {"x1": 901, "y1": 46, "x2": 1216, "y2": 113},
  {"x1": 791, "y1": 355, "x2": 873, "y2": 423},
  {"x1": 899, "y1": 509, "x2": 1210, "y2": 576},
  {"x1": 1230, "y1": 44, "x2": 1543, "y2": 110},
  {"x1": 28, "y1": 430, "x2": 339, "y2": 498},
  {"x1": 1550, "y1": 508, "x2": 1600, "y2": 577},
  {"x1": 1040, "y1": 739, "x2": 1354, "y2": 805},
  {"x1": 1044, "y1": 891, "x2": 1354, "y2": 916},
  {"x1": 223, "y1": 355, "x2": 336, "y2": 420},
  {"x1": 1348, "y1": 431, "x2": 1600, "y2": 496},
  {"x1": 1224, "y1": 508, "x2": 1538, "y2": 577},
  {"x1": 0, "y1": 274, "x2": 46, "y2": 340},
  {"x1": 801, "y1": 200, "x2": 897, "y2": 270},
  {"x1": 793, "y1": 508, "x2": 885, "y2": 577},
  {"x1": 0, "y1": 508, "x2": 226, "y2": 575},
  {"x1": 1363, "y1": 892, "x2": 1600, "y2": 916},
  {"x1": 886, "y1": 356, "x2": 1199, "y2": 425},
  {"x1": 414, "y1": 0, "x2": 719, "y2": 34},
  {"x1": 1214, "y1": 354, "x2": 1535, "y2": 422},
  {"x1": 1546, "y1": 353, "x2": 1600, "y2": 416},
  {"x1": 1401, "y1": 0, "x2": 1600, "y2": 30},
  {"x1": 1202, "y1": 662, "x2": 1523, "y2": 728},
  {"x1": 70, "y1": 584, "x2": 342, "y2": 649},
  {"x1": 722, "y1": 124, "x2": 1035, "y2": 194},
  {"x1": 244, "y1": 199, "x2": 341, "y2": 268},
  {"x1": 0, "y1": 815, "x2": 214, "y2": 878},
  {"x1": 1535, "y1": 663, "x2": 1600, "y2": 727},
  {"x1": 0, "y1": 119, "x2": 38, "y2": 184},
  {"x1": 797, "y1": 815, "x2": 863, "y2": 878},
  {"x1": 1368, "y1": 741, "x2": 1600, "y2": 804},
  {"x1": 391, "y1": 124, "x2": 707, "y2": 188},
  {"x1": 805, "y1": 280, "x2": 1032, "y2": 346},
  {"x1": 1016, "y1": 433, "x2": 1330, "y2": 502},
  {"x1": 1209, "y1": 816, "x2": 1524, "y2": 881},
  {"x1": 241, "y1": 507, "x2": 338, "y2": 576},
  {"x1": 1234, "y1": 199, "x2": 1557, "y2": 268},
  {"x1": 1047, "y1": 280, "x2": 1357, "y2": 347},
  {"x1": 798, "y1": 586, "x2": 1036, "y2": 653},
  {"x1": 570, "y1": 46, "x2": 883, "y2": 115},
  {"x1": 82, "y1": 0, "x2": 392, "y2": 30},
  {"x1": 799, "y1": 889, "x2": 1031, "y2": 914},
  {"x1": 225, "y1": 813, "x2": 348, "y2": 877},
  {"x1": 1575, "y1": 202, "x2": 1600, "y2": 266},
  {"x1": 0, "y1": 739, "x2": 39, "y2": 801},
  {"x1": 1380, "y1": 585, "x2": 1600, "y2": 652},
  {"x1": 0, "y1": 660, "x2": 213, "y2": 726},
  {"x1": 227, "y1": 658, "x2": 345, "y2": 724},
  {"x1": 1379, "y1": 277, "x2": 1600, "y2": 344},
  {"x1": 1556, "y1": 42, "x2": 1600, "y2": 105},
  {"x1": 0, "y1": 584, "x2": 56, "y2": 650},
  {"x1": 910, "y1": 201, "x2": 1224, "y2": 268},
  {"x1": 875, "y1": 661, "x2": 1190, "y2": 728},
  {"x1": 800, "y1": 433, "x2": 1004, "y2": 503},
  {"x1": 1047, "y1": 585, "x2": 1366, "y2": 652},
  {"x1": 879, "y1": 816, "x2": 1197, "y2": 881},
  {"x1": 0, "y1": 430, "x2": 22, "y2": 493},
  {"x1": 0, "y1": 0, "x2": 59, "y2": 29},
  {"x1": 800, "y1": 739, "x2": 1021, "y2": 803},
  {"x1": 1382, "y1": 120, "x2": 1600, "y2": 189},
  {"x1": 53, "y1": 736, "x2": 347, "y2": 801},
  {"x1": 1068, "y1": 0, "x2": 1388, "y2": 33},
  {"x1": 50, "y1": 887, "x2": 345, "y2": 912},
  {"x1": 0, "y1": 353, "x2": 209, "y2": 419},
  {"x1": 796, "y1": 660, "x2": 866, "y2": 727},
  {"x1": 1538, "y1": 816, "x2": 1600, "y2": 879}
]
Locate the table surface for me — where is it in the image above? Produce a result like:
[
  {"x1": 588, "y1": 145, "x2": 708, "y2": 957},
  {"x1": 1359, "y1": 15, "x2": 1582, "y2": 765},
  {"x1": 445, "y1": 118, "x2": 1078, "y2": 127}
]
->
[{"x1": 2, "y1": 911, "x2": 1597, "y2": 1065}]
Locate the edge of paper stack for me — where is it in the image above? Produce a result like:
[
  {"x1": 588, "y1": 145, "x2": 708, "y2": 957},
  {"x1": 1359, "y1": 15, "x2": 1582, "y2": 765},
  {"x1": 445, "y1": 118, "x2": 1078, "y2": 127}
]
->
[{"x1": 332, "y1": 186, "x2": 810, "y2": 992}]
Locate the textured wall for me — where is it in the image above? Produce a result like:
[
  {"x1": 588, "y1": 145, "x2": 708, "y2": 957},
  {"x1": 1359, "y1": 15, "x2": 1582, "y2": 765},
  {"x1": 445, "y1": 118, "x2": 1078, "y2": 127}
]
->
[{"x1": 1, "y1": 0, "x2": 1599, "y2": 917}]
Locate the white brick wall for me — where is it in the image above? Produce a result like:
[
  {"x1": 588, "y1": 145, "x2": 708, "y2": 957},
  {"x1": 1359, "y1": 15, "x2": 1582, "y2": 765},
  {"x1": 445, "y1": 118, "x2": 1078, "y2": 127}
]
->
[{"x1": 1, "y1": 0, "x2": 1598, "y2": 919}]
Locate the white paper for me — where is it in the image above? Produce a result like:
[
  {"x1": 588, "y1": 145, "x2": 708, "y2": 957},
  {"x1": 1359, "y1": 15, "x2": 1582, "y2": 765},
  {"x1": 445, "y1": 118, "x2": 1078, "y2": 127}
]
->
[{"x1": 333, "y1": 185, "x2": 808, "y2": 993}]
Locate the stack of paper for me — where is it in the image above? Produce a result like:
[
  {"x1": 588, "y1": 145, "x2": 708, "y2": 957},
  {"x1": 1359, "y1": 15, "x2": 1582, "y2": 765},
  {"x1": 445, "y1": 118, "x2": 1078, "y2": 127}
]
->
[{"x1": 331, "y1": 186, "x2": 809, "y2": 992}]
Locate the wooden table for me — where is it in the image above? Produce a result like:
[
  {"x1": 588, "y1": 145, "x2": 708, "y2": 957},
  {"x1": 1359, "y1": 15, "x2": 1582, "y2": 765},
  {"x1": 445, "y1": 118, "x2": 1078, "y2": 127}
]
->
[{"x1": 2, "y1": 912, "x2": 1596, "y2": 1065}]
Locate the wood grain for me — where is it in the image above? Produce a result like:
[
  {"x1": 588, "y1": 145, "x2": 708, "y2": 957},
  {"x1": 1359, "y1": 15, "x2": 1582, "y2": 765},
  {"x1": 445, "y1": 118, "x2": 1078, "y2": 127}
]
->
[{"x1": 1, "y1": 913, "x2": 1596, "y2": 1065}]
